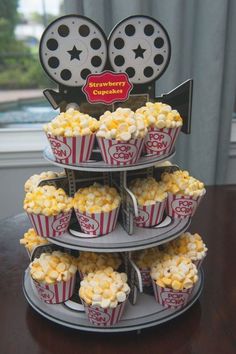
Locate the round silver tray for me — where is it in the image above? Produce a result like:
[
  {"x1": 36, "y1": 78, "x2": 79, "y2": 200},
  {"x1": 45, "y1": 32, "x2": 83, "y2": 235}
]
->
[
  {"x1": 23, "y1": 269, "x2": 203, "y2": 333},
  {"x1": 43, "y1": 146, "x2": 175, "y2": 172},
  {"x1": 47, "y1": 216, "x2": 191, "y2": 252}
]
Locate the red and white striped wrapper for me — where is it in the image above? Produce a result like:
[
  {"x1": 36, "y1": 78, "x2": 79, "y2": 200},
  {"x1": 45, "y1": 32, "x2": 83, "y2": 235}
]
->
[
  {"x1": 166, "y1": 192, "x2": 205, "y2": 219},
  {"x1": 134, "y1": 200, "x2": 166, "y2": 227},
  {"x1": 143, "y1": 127, "x2": 181, "y2": 156},
  {"x1": 152, "y1": 280, "x2": 193, "y2": 309},
  {"x1": 46, "y1": 133, "x2": 95, "y2": 165},
  {"x1": 27, "y1": 210, "x2": 72, "y2": 238},
  {"x1": 97, "y1": 137, "x2": 144, "y2": 165},
  {"x1": 74, "y1": 207, "x2": 120, "y2": 237},
  {"x1": 140, "y1": 268, "x2": 152, "y2": 287},
  {"x1": 32, "y1": 275, "x2": 76, "y2": 304},
  {"x1": 81, "y1": 299, "x2": 127, "y2": 326}
]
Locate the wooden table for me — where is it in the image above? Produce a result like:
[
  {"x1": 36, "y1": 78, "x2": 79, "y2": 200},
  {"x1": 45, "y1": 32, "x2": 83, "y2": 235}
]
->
[{"x1": 1, "y1": 186, "x2": 235, "y2": 354}]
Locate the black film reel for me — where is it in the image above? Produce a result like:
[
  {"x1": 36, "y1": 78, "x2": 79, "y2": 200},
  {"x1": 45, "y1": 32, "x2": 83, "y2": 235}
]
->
[
  {"x1": 108, "y1": 15, "x2": 171, "y2": 84},
  {"x1": 39, "y1": 15, "x2": 108, "y2": 87}
]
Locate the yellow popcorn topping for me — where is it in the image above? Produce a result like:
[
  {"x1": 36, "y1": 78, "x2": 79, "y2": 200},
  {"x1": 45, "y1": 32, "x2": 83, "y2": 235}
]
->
[
  {"x1": 133, "y1": 247, "x2": 160, "y2": 269},
  {"x1": 161, "y1": 170, "x2": 205, "y2": 197},
  {"x1": 73, "y1": 183, "x2": 121, "y2": 213},
  {"x1": 24, "y1": 185, "x2": 73, "y2": 216},
  {"x1": 96, "y1": 107, "x2": 147, "y2": 141},
  {"x1": 151, "y1": 255, "x2": 198, "y2": 290},
  {"x1": 77, "y1": 252, "x2": 122, "y2": 274},
  {"x1": 30, "y1": 251, "x2": 78, "y2": 284},
  {"x1": 43, "y1": 108, "x2": 99, "y2": 137},
  {"x1": 165, "y1": 232, "x2": 207, "y2": 261},
  {"x1": 20, "y1": 228, "x2": 49, "y2": 252},
  {"x1": 79, "y1": 268, "x2": 130, "y2": 308},
  {"x1": 129, "y1": 177, "x2": 167, "y2": 206},
  {"x1": 136, "y1": 101, "x2": 183, "y2": 129},
  {"x1": 24, "y1": 171, "x2": 65, "y2": 193}
]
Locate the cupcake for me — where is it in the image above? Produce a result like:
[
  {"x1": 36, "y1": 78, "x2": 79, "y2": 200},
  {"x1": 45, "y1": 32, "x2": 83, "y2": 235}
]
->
[
  {"x1": 132, "y1": 247, "x2": 160, "y2": 287},
  {"x1": 77, "y1": 252, "x2": 122, "y2": 279},
  {"x1": 24, "y1": 185, "x2": 73, "y2": 237},
  {"x1": 79, "y1": 267, "x2": 130, "y2": 326},
  {"x1": 73, "y1": 183, "x2": 121, "y2": 236},
  {"x1": 129, "y1": 177, "x2": 167, "y2": 227},
  {"x1": 165, "y1": 232, "x2": 207, "y2": 269},
  {"x1": 151, "y1": 255, "x2": 198, "y2": 309},
  {"x1": 161, "y1": 170, "x2": 206, "y2": 218},
  {"x1": 20, "y1": 228, "x2": 49, "y2": 258},
  {"x1": 24, "y1": 171, "x2": 65, "y2": 192},
  {"x1": 96, "y1": 107, "x2": 147, "y2": 165},
  {"x1": 30, "y1": 251, "x2": 78, "y2": 303},
  {"x1": 44, "y1": 108, "x2": 99, "y2": 165},
  {"x1": 136, "y1": 102, "x2": 183, "y2": 156}
]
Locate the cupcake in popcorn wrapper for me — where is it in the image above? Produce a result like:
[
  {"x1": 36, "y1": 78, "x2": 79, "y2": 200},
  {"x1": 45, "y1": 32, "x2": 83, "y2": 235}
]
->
[
  {"x1": 132, "y1": 247, "x2": 160, "y2": 287},
  {"x1": 151, "y1": 255, "x2": 198, "y2": 309},
  {"x1": 77, "y1": 252, "x2": 122, "y2": 279},
  {"x1": 24, "y1": 185, "x2": 73, "y2": 238},
  {"x1": 161, "y1": 170, "x2": 206, "y2": 219},
  {"x1": 43, "y1": 108, "x2": 99, "y2": 165},
  {"x1": 165, "y1": 232, "x2": 207, "y2": 269},
  {"x1": 20, "y1": 228, "x2": 50, "y2": 259},
  {"x1": 136, "y1": 102, "x2": 183, "y2": 156},
  {"x1": 24, "y1": 170, "x2": 65, "y2": 193},
  {"x1": 30, "y1": 251, "x2": 78, "y2": 304},
  {"x1": 96, "y1": 107, "x2": 147, "y2": 165},
  {"x1": 73, "y1": 183, "x2": 121, "y2": 237},
  {"x1": 79, "y1": 268, "x2": 130, "y2": 326},
  {"x1": 129, "y1": 177, "x2": 167, "y2": 227}
]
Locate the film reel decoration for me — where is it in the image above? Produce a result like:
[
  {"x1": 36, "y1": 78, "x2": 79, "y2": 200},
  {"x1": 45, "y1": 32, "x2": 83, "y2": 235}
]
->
[
  {"x1": 39, "y1": 15, "x2": 108, "y2": 87},
  {"x1": 108, "y1": 15, "x2": 171, "y2": 84}
]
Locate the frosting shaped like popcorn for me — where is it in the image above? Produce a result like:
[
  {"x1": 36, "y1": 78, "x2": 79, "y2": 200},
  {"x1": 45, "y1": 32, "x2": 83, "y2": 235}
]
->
[
  {"x1": 43, "y1": 108, "x2": 99, "y2": 137},
  {"x1": 161, "y1": 170, "x2": 205, "y2": 197},
  {"x1": 151, "y1": 255, "x2": 198, "y2": 290},
  {"x1": 20, "y1": 228, "x2": 49, "y2": 252},
  {"x1": 129, "y1": 177, "x2": 167, "y2": 206},
  {"x1": 77, "y1": 252, "x2": 122, "y2": 274},
  {"x1": 133, "y1": 247, "x2": 160, "y2": 269},
  {"x1": 96, "y1": 107, "x2": 147, "y2": 141},
  {"x1": 166, "y1": 232, "x2": 207, "y2": 261},
  {"x1": 73, "y1": 183, "x2": 121, "y2": 213},
  {"x1": 136, "y1": 102, "x2": 183, "y2": 129},
  {"x1": 30, "y1": 251, "x2": 78, "y2": 284},
  {"x1": 24, "y1": 185, "x2": 73, "y2": 216},
  {"x1": 24, "y1": 171, "x2": 65, "y2": 193},
  {"x1": 79, "y1": 268, "x2": 130, "y2": 308}
]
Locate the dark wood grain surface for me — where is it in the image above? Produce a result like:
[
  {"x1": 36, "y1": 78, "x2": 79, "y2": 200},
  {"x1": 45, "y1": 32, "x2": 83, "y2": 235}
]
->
[{"x1": 1, "y1": 185, "x2": 235, "y2": 354}]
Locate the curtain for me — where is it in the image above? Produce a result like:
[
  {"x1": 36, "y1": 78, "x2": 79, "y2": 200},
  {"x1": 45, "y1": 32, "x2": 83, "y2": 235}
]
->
[{"x1": 64, "y1": 0, "x2": 236, "y2": 185}]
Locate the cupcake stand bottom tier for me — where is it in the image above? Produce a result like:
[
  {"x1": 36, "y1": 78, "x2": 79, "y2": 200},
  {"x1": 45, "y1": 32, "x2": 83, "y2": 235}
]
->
[{"x1": 23, "y1": 269, "x2": 203, "y2": 333}]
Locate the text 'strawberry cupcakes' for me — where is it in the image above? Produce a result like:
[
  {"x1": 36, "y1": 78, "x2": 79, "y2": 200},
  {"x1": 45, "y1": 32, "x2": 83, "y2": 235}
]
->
[
  {"x1": 164, "y1": 232, "x2": 208, "y2": 269},
  {"x1": 161, "y1": 170, "x2": 206, "y2": 218},
  {"x1": 30, "y1": 251, "x2": 78, "y2": 303},
  {"x1": 24, "y1": 171, "x2": 65, "y2": 193},
  {"x1": 79, "y1": 267, "x2": 130, "y2": 326},
  {"x1": 96, "y1": 108, "x2": 147, "y2": 165},
  {"x1": 24, "y1": 185, "x2": 73, "y2": 238},
  {"x1": 132, "y1": 247, "x2": 160, "y2": 287},
  {"x1": 77, "y1": 252, "x2": 122, "y2": 279},
  {"x1": 20, "y1": 228, "x2": 50, "y2": 258},
  {"x1": 73, "y1": 183, "x2": 121, "y2": 237},
  {"x1": 151, "y1": 255, "x2": 198, "y2": 309},
  {"x1": 129, "y1": 177, "x2": 167, "y2": 227},
  {"x1": 43, "y1": 108, "x2": 99, "y2": 165},
  {"x1": 136, "y1": 102, "x2": 183, "y2": 156}
]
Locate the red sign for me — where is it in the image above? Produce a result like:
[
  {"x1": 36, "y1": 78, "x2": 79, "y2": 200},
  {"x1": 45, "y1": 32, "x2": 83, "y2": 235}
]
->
[{"x1": 82, "y1": 71, "x2": 133, "y2": 104}]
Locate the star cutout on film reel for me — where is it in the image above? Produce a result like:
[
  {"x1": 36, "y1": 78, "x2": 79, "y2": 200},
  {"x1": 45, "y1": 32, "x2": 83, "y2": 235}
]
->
[
  {"x1": 133, "y1": 44, "x2": 146, "y2": 59},
  {"x1": 67, "y1": 46, "x2": 82, "y2": 61}
]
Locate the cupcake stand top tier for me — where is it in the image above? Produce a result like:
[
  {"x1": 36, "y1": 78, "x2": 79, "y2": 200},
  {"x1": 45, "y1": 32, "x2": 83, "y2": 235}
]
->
[{"x1": 22, "y1": 14, "x2": 203, "y2": 333}]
